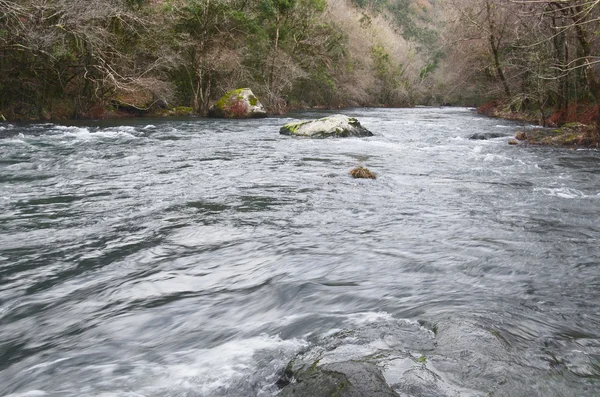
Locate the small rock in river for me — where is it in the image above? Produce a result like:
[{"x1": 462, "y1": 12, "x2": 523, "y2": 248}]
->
[
  {"x1": 515, "y1": 131, "x2": 528, "y2": 141},
  {"x1": 468, "y1": 132, "x2": 507, "y2": 140},
  {"x1": 350, "y1": 166, "x2": 376, "y2": 179}
]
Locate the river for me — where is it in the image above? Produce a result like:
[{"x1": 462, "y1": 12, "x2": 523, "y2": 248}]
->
[{"x1": 0, "y1": 108, "x2": 598, "y2": 396}]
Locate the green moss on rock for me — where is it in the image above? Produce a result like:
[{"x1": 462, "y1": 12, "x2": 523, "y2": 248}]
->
[
  {"x1": 278, "y1": 361, "x2": 399, "y2": 397},
  {"x1": 209, "y1": 88, "x2": 267, "y2": 119},
  {"x1": 280, "y1": 120, "x2": 310, "y2": 135},
  {"x1": 519, "y1": 123, "x2": 598, "y2": 147},
  {"x1": 279, "y1": 115, "x2": 373, "y2": 138}
]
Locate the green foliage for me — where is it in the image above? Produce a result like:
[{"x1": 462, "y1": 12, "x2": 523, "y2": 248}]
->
[
  {"x1": 419, "y1": 59, "x2": 438, "y2": 81},
  {"x1": 0, "y1": 0, "x2": 456, "y2": 119},
  {"x1": 260, "y1": 0, "x2": 297, "y2": 17},
  {"x1": 351, "y1": 0, "x2": 438, "y2": 45},
  {"x1": 371, "y1": 43, "x2": 407, "y2": 105},
  {"x1": 352, "y1": 0, "x2": 387, "y2": 11}
]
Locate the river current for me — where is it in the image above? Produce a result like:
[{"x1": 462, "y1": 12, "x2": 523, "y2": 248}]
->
[{"x1": 0, "y1": 108, "x2": 598, "y2": 396}]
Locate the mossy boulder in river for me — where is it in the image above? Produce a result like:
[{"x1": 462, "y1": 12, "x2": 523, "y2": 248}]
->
[
  {"x1": 278, "y1": 361, "x2": 399, "y2": 397},
  {"x1": 280, "y1": 115, "x2": 373, "y2": 138},
  {"x1": 208, "y1": 88, "x2": 267, "y2": 119}
]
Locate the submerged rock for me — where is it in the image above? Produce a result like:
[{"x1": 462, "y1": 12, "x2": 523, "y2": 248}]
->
[
  {"x1": 280, "y1": 114, "x2": 373, "y2": 138},
  {"x1": 276, "y1": 318, "x2": 451, "y2": 397},
  {"x1": 208, "y1": 88, "x2": 267, "y2": 119},
  {"x1": 278, "y1": 361, "x2": 399, "y2": 397},
  {"x1": 275, "y1": 315, "x2": 575, "y2": 397},
  {"x1": 468, "y1": 132, "x2": 507, "y2": 140}
]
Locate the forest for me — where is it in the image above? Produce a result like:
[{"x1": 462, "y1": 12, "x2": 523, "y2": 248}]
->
[{"x1": 1, "y1": 0, "x2": 599, "y2": 136}]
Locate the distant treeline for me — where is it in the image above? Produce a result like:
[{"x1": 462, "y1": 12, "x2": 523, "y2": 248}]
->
[
  {"x1": 0, "y1": 0, "x2": 444, "y2": 120},
  {"x1": 1, "y1": 0, "x2": 599, "y2": 134}
]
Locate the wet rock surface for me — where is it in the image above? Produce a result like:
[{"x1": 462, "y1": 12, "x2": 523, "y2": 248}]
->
[
  {"x1": 280, "y1": 114, "x2": 373, "y2": 138},
  {"x1": 468, "y1": 132, "x2": 507, "y2": 140},
  {"x1": 208, "y1": 88, "x2": 267, "y2": 119},
  {"x1": 278, "y1": 361, "x2": 399, "y2": 397},
  {"x1": 513, "y1": 123, "x2": 598, "y2": 147},
  {"x1": 277, "y1": 318, "x2": 481, "y2": 397},
  {"x1": 277, "y1": 316, "x2": 600, "y2": 397}
]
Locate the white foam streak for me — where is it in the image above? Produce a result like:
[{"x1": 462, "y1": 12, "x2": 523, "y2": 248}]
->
[
  {"x1": 50, "y1": 125, "x2": 142, "y2": 140},
  {"x1": 4, "y1": 391, "x2": 48, "y2": 397},
  {"x1": 122, "y1": 335, "x2": 308, "y2": 397},
  {"x1": 537, "y1": 187, "x2": 589, "y2": 199},
  {"x1": 344, "y1": 311, "x2": 394, "y2": 325}
]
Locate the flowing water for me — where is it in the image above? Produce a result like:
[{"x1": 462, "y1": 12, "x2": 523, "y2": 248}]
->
[{"x1": 0, "y1": 108, "x2": 598, "y2": 396}]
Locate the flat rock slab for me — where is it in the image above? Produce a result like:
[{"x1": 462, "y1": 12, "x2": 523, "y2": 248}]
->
[{"x1": 280, "y1": 115, "x2": 373, "y2": 138}]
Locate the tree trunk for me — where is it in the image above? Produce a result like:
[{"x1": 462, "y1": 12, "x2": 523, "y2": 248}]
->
[
  {"x1": 491, "y1": 40, "x2": 511, "y2": 99},
  {"x1": 268, "y1": 14, "x2": 282, "y2": 94},
  {"x1": 486, "y1": 0, "x2": 511, "y2": 99},
  {"x1": 573, "y1": 16, "x2": 600, "y2": 138}
]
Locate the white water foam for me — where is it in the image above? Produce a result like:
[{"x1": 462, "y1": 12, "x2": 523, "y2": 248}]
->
[
  {"x1": 6, "y1": 335, "x2": 306, "y2": 397},
  {"x1": 3, "y1": 133, "x2": 29, "y2": 145},
  {"x1": 105, "y1": 126, "x2": 136, "y2": 133},
  {"x1": 53, "y1": 125, "x2": 91, "y2": 135},
  {"x1": 537, "y1": 187, "x2": 589, "y2": 199},
  {"x1": 344, "y1": 311, "x2": 394, "y2": 325},
  {"x1": 49, "y1": 125, "x2": 142, "y2": 141},
  {"x1": 450, "y1": 136, "x2": 465, "y2": 141},
  {"x1": 4, "y1": 391, "x2": 48, "y2": 397},
  {"x1": 140, "y1": 334, "x2": 307, "y2": 396}
]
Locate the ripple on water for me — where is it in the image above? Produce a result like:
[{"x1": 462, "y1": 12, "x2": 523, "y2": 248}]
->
[{"x1": 0, "y1": 109, "x2": 599, "y2": 396}]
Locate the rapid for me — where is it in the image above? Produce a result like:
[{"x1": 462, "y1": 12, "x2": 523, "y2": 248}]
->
[{"x1": 0, "y1": 108, "x2": 598, "y2": 396}]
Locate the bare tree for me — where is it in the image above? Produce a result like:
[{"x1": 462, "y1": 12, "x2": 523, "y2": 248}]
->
[
  {"x1": 512, "y1": 0, "x2": 600, "y2": 134},
  {"x1": 450, "y1": 0, "x2": 515, "y2": 99}
]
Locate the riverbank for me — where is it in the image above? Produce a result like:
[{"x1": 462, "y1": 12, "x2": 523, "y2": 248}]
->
[
  {"x1": 0, "y1": 101, "x2": 413, "y2": 123},
  {"x1": 478, "y1": 102, "x2": 600, "y2": 148},
  {"x1": 508, "y1": 123, "x2": 599, "y2": 148}
]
